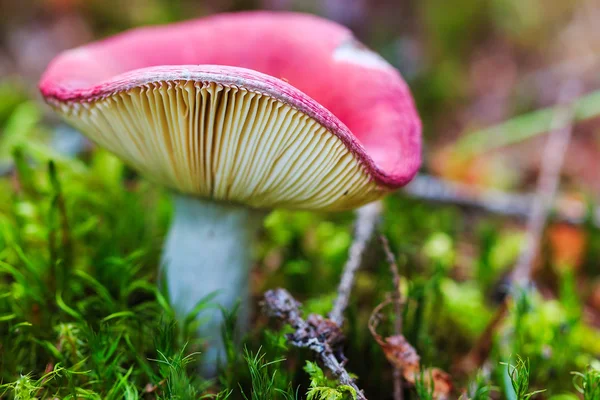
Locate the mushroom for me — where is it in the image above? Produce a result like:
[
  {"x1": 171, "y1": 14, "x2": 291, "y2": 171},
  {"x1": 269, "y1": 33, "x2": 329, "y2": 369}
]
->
[{"x1": 38, "y1": 11, "x2": 421, "y2": 373}]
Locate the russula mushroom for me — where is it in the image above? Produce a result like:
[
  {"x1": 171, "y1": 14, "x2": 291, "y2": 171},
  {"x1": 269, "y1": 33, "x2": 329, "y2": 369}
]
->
[{"x1": 38, "y1": 11, "x2": 421, "y2": 373}]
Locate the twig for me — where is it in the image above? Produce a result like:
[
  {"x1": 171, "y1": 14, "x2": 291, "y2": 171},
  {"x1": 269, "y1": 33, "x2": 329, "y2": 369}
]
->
[
  {"x1": 511, "y1": 80, "x2": 581, "y2": 284},
  {"x1": 262, "y1": 288, "x2": 368, "y2": 400},
  {"x1": 329, "y1": 201, "x2": 382, "y2": 327},
  {"x1": 380, "y1": 235, "x2": 404, "y2": 400},
  {"x1": 262, "y1": 202, "x2": 382, "y2": 399},
  {"x1": 460, "y1": 80, "x2": 581, "y2": 372},
  {"x1": 403, "y1": 174, "x2": 599, "y2": 227}
]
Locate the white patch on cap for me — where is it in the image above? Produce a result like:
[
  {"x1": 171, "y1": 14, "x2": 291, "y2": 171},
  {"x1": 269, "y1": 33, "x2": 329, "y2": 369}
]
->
[
  {"x1": 333, "y1": 38, "x2": 391, "y2": 70},
  {"x1": 65, "y1": 47, "x2": 90, "y2": 60}
]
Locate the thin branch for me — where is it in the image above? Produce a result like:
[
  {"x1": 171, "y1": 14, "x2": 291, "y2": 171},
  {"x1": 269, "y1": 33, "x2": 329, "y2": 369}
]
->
[
  {"x1": 262, "y1": 288, "x2": 368, "y2": 400},
  {"x1": 380, "y1": 234, "x2": 404, "y2": 400},
  {"x1": 261, "y1": 202, "x2": 383, "y2": 400},
  {"x1": 460, "y1": 80, "x2": 581, "y2": 372},
  {"x1": 511, "y1": 80, "x2": 581, "y2": 284},
  {"x1": 403, "y1": 174, "x2": 599, "y2": 227},
  {"x1": 329, "y1": 201, "x2": 382, "y2": 327}
]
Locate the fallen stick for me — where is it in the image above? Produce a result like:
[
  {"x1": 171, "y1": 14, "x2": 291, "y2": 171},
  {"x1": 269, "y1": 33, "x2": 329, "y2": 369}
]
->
[
  {"x1": 260, "y1": 203, "x2": 383, "y2": 400},
  {"x1": 262, "y1": 288, "x2": 367, "y2": 400},
  {"x1": 460, "y1": 80, "x2": 581, "y2": 372},
  {"x1": 329, "y1": 201, "x2": 382, "y2": 327},
  {"x1": 511, "y1": 80, "x2": 581, "y2": 283},
  {"x1": 403, "y1": 174, "x2": 598, "y2": 227}
]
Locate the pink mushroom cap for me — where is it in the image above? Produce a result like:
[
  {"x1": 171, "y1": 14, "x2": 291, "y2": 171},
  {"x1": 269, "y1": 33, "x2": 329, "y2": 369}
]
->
[{"x1": 39, "y1": 11, "x2": 422, "y2": 211}]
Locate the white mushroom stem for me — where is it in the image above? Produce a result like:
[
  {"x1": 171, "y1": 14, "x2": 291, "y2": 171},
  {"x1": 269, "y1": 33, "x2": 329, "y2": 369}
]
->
[{"x1": 161, "y1": 194, "x2": 264, "y2": 375}]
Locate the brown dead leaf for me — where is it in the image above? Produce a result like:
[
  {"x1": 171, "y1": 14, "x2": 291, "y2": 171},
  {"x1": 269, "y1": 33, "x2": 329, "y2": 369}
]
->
[
  {"x1": 377, "y1": 334, "x2": 420, "y2": 377},
  {"x1": 418, "y1": 368, "x2": 453, "y2": 400},
  {"x1": 369, "y1": 298, "x2": 453, "y2": 399}
]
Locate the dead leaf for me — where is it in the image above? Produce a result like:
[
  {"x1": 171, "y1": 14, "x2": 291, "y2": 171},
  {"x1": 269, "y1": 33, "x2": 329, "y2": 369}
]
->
[
  {"x1": 418, "y1": 368, "x2": 453, "y2": 400},
  {"x1": 377, "y1": 334, "x2": 420, "y2": 377},
  {"x1": 369, "y1": 299, "x2": 453, "y2": 399}
]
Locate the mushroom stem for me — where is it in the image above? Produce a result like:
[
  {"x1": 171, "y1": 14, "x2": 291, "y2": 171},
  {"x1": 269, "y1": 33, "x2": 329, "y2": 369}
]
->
[{"x1": 161, "y1": 194, "x2": 264, "y2": 375}]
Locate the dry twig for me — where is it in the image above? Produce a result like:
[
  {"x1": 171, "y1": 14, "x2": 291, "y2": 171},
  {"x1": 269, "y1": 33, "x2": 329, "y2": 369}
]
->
[
  {"x1": 380, "y1": 235, "x2": 404, "y2": 400},
  {"x1": 460, "y1": 80, "x2": 581, "y2": 372},
  {"x1": 262, "y1": 288, "x2": 367, "y2": 400},
  {"x1": 511, "y1": 80, "x2": 581, "y2": 283},
  {"x1": 329, "y1": 201, "x2": 382, "y2": 327},
  {"x1": 261, "y1": 202, "x2": 382, "y2": 400},
  {"x1": 404, "y1": 174, "x2": 600, "y2": 227}
]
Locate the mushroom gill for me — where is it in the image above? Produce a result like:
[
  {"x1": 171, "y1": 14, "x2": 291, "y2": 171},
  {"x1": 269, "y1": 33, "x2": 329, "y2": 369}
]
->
[{"x1": 53, "y1": 79, "x2": 383, "y2": 211}]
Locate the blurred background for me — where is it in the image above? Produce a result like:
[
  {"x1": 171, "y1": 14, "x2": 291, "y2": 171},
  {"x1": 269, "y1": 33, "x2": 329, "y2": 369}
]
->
[{"x1": 1, "y1": 0, "x2": 600, "y2": 399}]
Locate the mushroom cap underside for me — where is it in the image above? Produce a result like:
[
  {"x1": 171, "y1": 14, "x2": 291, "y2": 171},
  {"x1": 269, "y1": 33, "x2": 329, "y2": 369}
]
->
[{"x1": 39, "y1": 12, "x2": 422, "y2": 211}]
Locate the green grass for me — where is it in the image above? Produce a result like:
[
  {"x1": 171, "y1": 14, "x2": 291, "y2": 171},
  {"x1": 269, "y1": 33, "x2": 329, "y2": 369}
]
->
[{"x1": 453, "y1": 89, "x2": 600, "y2": 157}]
